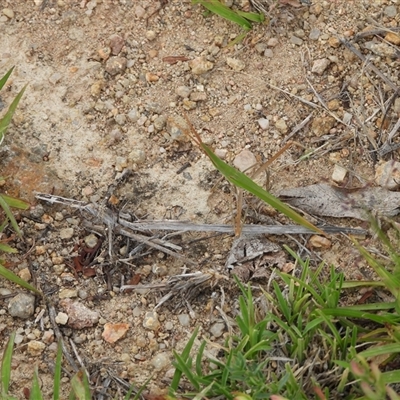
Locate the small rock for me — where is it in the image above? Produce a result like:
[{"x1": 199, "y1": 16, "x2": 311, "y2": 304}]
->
[
  {"x1": 153, "y1": 115, "x2": 167, "y2": 131},
  {"x1": 109, "y1": 34, "x2": 124, "y2": 56},
  {"x1": 385, "y1": 32, "x2": 400, "y2": 46},
  {"x1": 2, "y1": 8, "x2": 14, "y2": 19},
  {"x1": 267, "y1": 38, "x2": 278, "y2": 47},
  {"x1": 375, "y1": 160, "x2": 400, "y2": 190},
  {"x1": 255, "y1": 42, "x2": 267, "y2": 54},
  {"x1": 233, "y1": 149, "x2": 257, "y2": 172},
  {"x1": 102, "y1": 323, "x2": 130, "y2": 343},
  {"x1": 18, "y1": 268, "x2": 31, "y2": 282},
  {"x1": 127, "y1": 108, "x2": 139, "y2": 122},
  {"x1": 226, "y1": 57, "x2": 245, "y2": 71},
  {"x1": 210, "y1": 322, "x2": 225, "y2": 338},
  {"x1": 215, "y1": 149, "x2": 227, "y2": 159},
  {"x1": 312, "y1": 58, "x2": 330, "y2": 75},
  {"x1": 27, "y1": 341, "x2": 46, "y2": 356},
  {"x1": 189, "y1": 57, "x2": 214, "y2": 75},
  {"x1": 311, "y1": 116, "x2": 335, "y2": 137},
  {"x1": 151, "y1": 352, "x2": 170, "y2": 370},
  {"x1": 98, "y1": 47, "x2": 111, "y2": 60},
  {"x1": 129, "y1": 149, "x2": 146, "y2": 164},
  {"x1": 145, "y1": 72, "x2": 159, "y2": 83},
  {"x1": 177, "y1": 314, "x2": 190, "y2": 327},
  {"x1": 327, "y1": 99, "x2": 340, "y2": 111},
  {"x1": 166, "y1": 116, "x2": 190, "y2": 142},
  {"x1": 59, "y1": 289, "x2": 78, "y2": 299},
  {"x1": 84, "y1": 233, "x2": 98, "y2": 248},
  {"x1": 275, "y1": 119, "x2": 288, "y2": 133},
  {"x1": 90, "y1": 80, "x2": 104, "y2": 97},
  {"x1": 60, "y1": 299, "x2": 99, "y2": 329},
  {"x1": 190, "y1": 92, "x2": 207, "y2": 102},
  {"x1": 264, "y1": 49, "x2": 273, "y2": 58},
  {"x1": 258, "y1": 118, "x2": 269, "y2": 130},
  {"x1": 105, "y1": 56, "x2": 127, "y2": 76},
  {"x1": 55, "y1": 312, "x2": 69, "y2": 325},
  {"x1": 290, "y1": 36, "x2": 303, "y2": 46},
  {"x1": 332, "y1": 164, "x2": 347, "y2": 183},
  {"x1": 175, "y1": 85, "x2": 191, "y2": 98},
  {"x1": 308, "y1": 235, "x2": 331, "y2": 249},
  {"x1": 309, "y1": 28, "x2": 320, "y2": 40},
  {"x1": 384, "y1": 5, "x2": 397, "y2": 17},
  {"x1": 145, "y1": 30, "x2": 157, "y2": 41},
  {"x1": 135, "y1": 5, "x2": 146, "y2": 18},
  {"x1": 182, "y1": 99, "x2": 196, "y2": 110},
  {"x1": 49, "y1": 73, "x2": 62, "y2": 85},
  {"x1": 328, "y1": 36, "x2": 340, "y2": 48},
  {"x1": 143, "y1": 311, "x2": 160, "y2": 330},
  {"x1": 115, "y1": 114, "x2": 126, "y2": 125},
  {"x1": 114, "y1": 156, "x2": 128, "y2": 171},
  {"x1": 8, "y1": 293, "x2": 35, "y2": 319},
  {"x1": 60, "y1": 227, "x2": 74, "y2": 240}
]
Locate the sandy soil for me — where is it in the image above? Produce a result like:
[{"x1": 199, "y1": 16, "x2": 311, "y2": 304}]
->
[{"x1": 1, "y1": 0, "x2": 400, "y2": 398}]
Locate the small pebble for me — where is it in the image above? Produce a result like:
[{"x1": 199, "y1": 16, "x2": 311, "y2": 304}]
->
[
  {"x1": 308, "y1": 235, "x2": 331, "y2": 250},
  {"x1": 60, "y1": 228, "x2": 74, "y2": 240},
  {"x1": 175, "y1": 85, "x2": 191, "y2": 98},
  {"x1": 309, "y1": 28, "x2": 321, "y2": 40},
  {"x1": 226, "y1": 57, "x2": 245, "y2": 71},
  {"x1": 151, "y1": 352, "x2": 170, "y2": 370},
  {"x1": 233, "y1": 149, "x2": 257, "y2": 172},
  {"x1": 210, "y1": 322, "x2": 225, "y2": 338},
  {"x1": 27, "y1": 341, "x2": 46, "y2": 356},
  {"x1": 267, "y1": 38, "x2": 278, "y2": 47},
  {"x1": 384, "y1": 5, "x2": 397, "y2": 17},
  {"x1": 55, "y1": 312, "x2": 69, "y2": 325},
  {"x1": 275, "y1": 119, "x2": 288, "y2": 133},
  {"x1": 332, "y1": 164, "x2": 347, "y2": 183},
  {"x1": 145, "y1": 30, "x2": 157, "y2": 41},
  {"x1": 105, "y1": 56, "x2": 127, "y2": 76},
  {"x1": 312, "y1": 58, "x2": 330, "y2": 75},
  {"x1": 8, "y1": 293, "x2": 35, "y2": 319},
  {"x1": 258, "y1": 118, "x2": 269, "y2": 130},
  {"x1": 177, "y1": 314, "x2": 190, "y2": 327},
  {"x1": 290, "y1": 36, "x2": 303, "y2": 46},
  {"x1": 375, "y1": 160, "x2": 400, "y2": 190},
  {"x1": 2, "y1": 8, "x2": 14, "y2": 19},
  {"x1": 143, "y1": 311, "x2": 160, "y2": 331},
  {"x1": 189, "y1": 57, "x2": 214, "y2": 75},
  {"x1": 84, "y1": 233, "x2": 98, "y2": 248}
]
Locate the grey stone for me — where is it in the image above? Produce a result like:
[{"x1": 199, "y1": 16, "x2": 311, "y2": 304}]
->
[
  {"x1": 210, "y1": 322, "x2": 225, "y2": 338},
  {"x1": 233, "y1": 149, "x2": 257, "y2": 172},
  {"x1": 177, "y1": 313, "x2": 190, "y2": 327},
  {"x1": 8, "y1": 293, "x2": 35, "y2": 319}
]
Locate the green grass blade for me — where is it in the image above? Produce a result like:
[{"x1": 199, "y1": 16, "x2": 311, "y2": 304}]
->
[
  {"x1": 172, "y1": 352, "x2": 201, "y2": 391},
  {"x1": 236, "y1": 10, "x2": 265, "y2": 22},
  {"x1": 30, "y1": 368, "x2": 43, "y2": 400},
  {"x1": 0, "y1": 194, "x2": 29, "y2": 210},
  {"x1": 130, "y1": 375, "x2": 152, "y2": 400},
  {"x1": 0, "y1": 264, "x2": 43, "y2": 295},
  {"x1": 322, "y1": 308, "x2": 400, "y2": 324},
  {"x1": 71, "y1": 370, "x2": 91, "y2": 400},
  {"x1": 169, "y1": 327, "x2": 199, "y2": 395},
  {"x1": 201, "y1": 143, "x2": 324, "y2": 234},
  {"x1": 192, "y1": 0, "x2": 252, "y2": 30},
  {"x1": 53, "y1": 342, "x2": 63, "y2": 400},
  {"x1": 1, "y1": 332, "x2": 16, "y2": 394},
  {"x1": 0, "y1": 84, "x2": 27, "y2": 145},
  {"x1": 0, "y1": 242, "x2": 18, "y2": 253},
  {"x1": 357, "y1": 343, "x2": 400, "y2": 359},
  {"x1": 0, "y1": 67, "x2": 14, "y2": 91},
  {"x1": 0, "y1": 195, "x2": 23, "y2": 237}
]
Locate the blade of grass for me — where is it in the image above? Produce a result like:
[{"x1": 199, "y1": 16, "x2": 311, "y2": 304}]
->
[
  {"x1": 199, "y1": 142, "x2": 324, "y2": 234},
  {"x1": 0, "y1": 67, "x2": 14, "y2": 91},
  {"x1": 71, "y1": 369, "x2": 91, "y2": 400},
  {"x1": 0, "y1": 195, "x2": 23, "y2": 237},
  {"x1": 0, "y1": 242, "x2": 18, "y2": 253},
  {"x1": 0, "y1": 264, "x2": 43, "y2": 295},
  {"x1": 169, "y1": 327, "x2": 199, "y2": 395},
  {"x1": 1, "y1": 332, "x2": 16, "y2": 395},
  {"x1": 192, "y1": 0, "x2": 252, "y2": 30},
  {"x1": 53, "y1": 342, "x2": 63, "y2": 400},
  {"x1": 0, "y1": 84, "x2": 27, "y2": 145},
  {"x1": 29, "y1": 368, "x2": 43, "y2": 400},
  {"x1": 0, "y1": 194, "x2": 29, "y2": 210}
]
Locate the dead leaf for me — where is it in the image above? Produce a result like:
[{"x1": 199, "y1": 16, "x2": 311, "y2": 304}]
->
[{"x1": 279, "y1": 183, "x2": 400, "y2": 220}]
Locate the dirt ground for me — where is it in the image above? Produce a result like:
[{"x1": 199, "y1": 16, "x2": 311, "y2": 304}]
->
[{"x1": 1, "y1": 0, "x2": 400, "y2": 398}]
